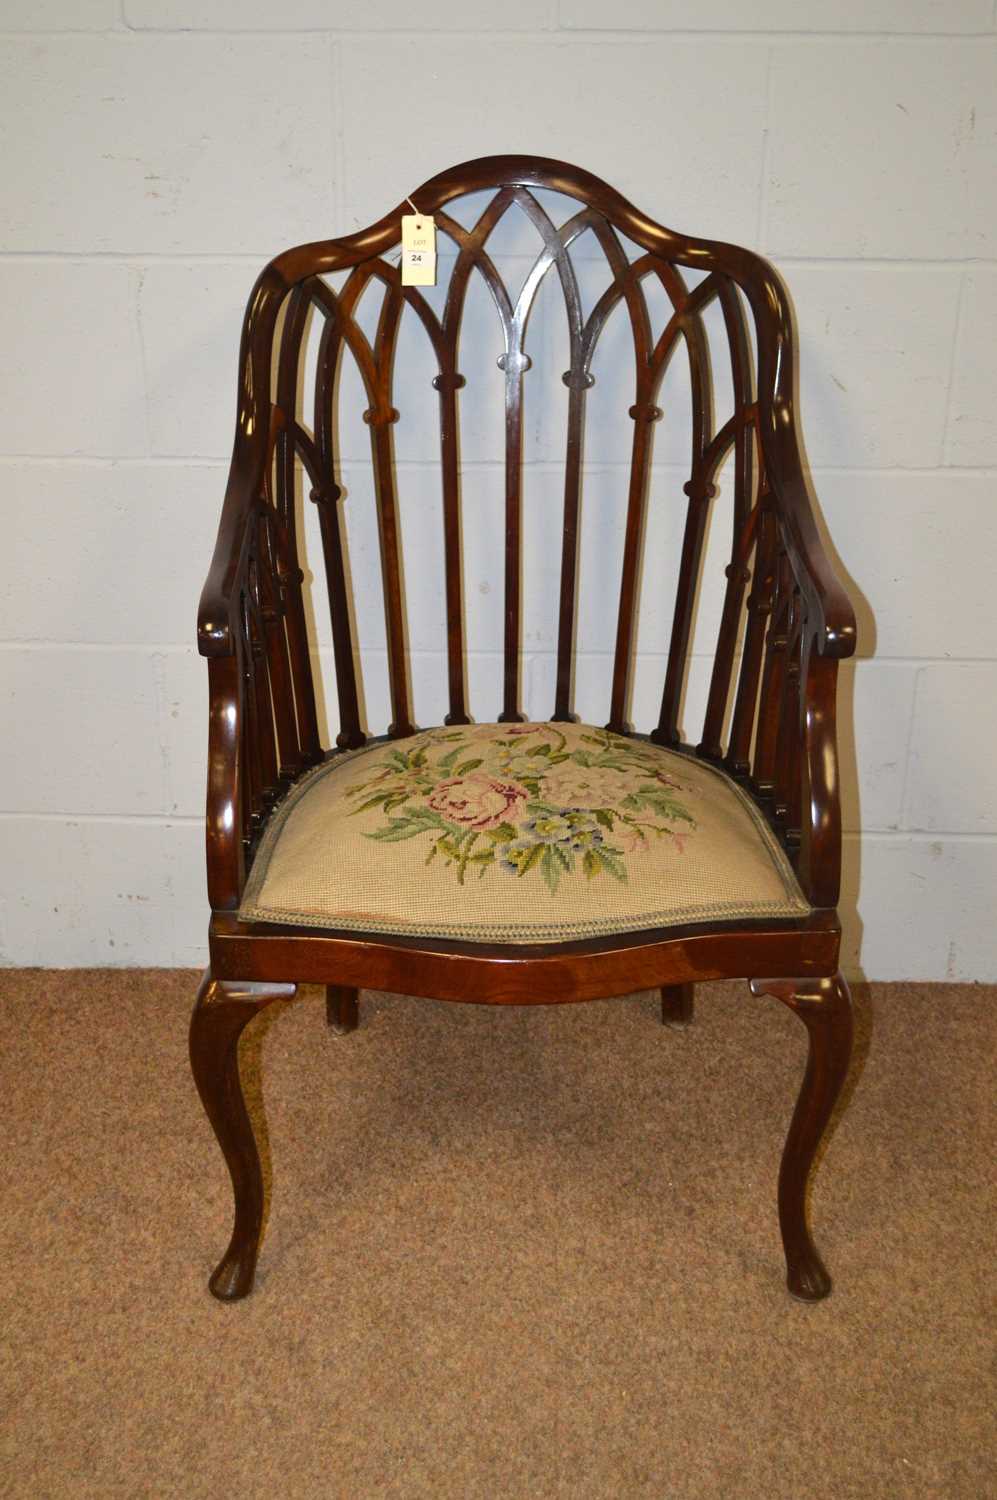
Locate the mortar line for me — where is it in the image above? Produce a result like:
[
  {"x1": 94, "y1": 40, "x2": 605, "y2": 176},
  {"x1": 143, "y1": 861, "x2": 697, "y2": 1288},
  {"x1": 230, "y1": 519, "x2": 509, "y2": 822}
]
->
[
  {"x1": 757, "y1": 44, "x2": 776, "y2": 251},
  {"x1": 940, "y1": 269, "x2": 968, "y2": 464},
  {"x1": 131, "y1": 263, "x2": 154, "y2": 458},
  {"x1": 897, "y1": 666, "x2": 924, "y2": 834},
  {"x1": 8, "y1": 28, "x2": 994, "y2": 40},
  {"x1": 331, "y1": 33, "x2": 344, "y2": 231},
  {"x1": 1, "y1": 453, "x2": 996, "y2": 477},
  {"x1": 0, "y1": 643, "x2": 991, "y2": 668}
]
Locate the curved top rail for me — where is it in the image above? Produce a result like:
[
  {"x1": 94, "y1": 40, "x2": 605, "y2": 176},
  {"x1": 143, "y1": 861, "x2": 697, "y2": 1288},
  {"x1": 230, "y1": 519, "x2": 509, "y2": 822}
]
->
[{"x1": 199, "y1": 155, "x2": 856, "y2": 661}]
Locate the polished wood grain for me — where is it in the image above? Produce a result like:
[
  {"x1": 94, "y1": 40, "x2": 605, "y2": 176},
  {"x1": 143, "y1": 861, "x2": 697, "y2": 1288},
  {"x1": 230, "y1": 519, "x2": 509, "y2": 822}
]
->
[
  {"x1": 191, "y1": 156, "x2": 858, "y2": 1300},
  {"x1": 210, "y1": 908, "x2": 842, "y2": 1004},
  {"x1": 749, "y1": 973, "x2": 854, "y2": 1300},
  {"x1": 189, "y1": 974, "x2": 296, "y2": 1299}
]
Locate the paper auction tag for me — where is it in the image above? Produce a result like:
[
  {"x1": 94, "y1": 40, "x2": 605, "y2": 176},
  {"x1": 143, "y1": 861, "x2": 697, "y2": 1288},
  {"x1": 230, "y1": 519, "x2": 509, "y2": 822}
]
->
[{"x1": 401, "y1": 212, "x2": 436, "y2": 286}]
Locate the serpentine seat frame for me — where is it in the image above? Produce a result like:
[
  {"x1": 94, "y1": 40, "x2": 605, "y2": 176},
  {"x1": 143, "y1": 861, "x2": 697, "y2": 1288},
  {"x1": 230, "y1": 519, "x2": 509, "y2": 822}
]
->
[{"x1": 191, "y1": 155, "x2": 858, "y2": 1303}]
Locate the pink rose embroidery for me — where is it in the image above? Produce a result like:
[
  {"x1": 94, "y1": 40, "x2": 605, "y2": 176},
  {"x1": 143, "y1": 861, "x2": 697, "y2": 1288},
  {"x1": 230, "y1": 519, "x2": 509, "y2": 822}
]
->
[{"x1": 428, "y1": 773, "x2": 527, "y2": 830}]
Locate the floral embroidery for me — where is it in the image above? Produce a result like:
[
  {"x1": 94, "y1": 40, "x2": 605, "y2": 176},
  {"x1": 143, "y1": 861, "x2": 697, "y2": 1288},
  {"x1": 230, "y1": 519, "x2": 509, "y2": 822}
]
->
[
  {"x1": 427, "y1": 773, "x2": 526, "y2": 830},
  {"x1": 345, "y1": 725, "x2": 697, "y2": 894}
]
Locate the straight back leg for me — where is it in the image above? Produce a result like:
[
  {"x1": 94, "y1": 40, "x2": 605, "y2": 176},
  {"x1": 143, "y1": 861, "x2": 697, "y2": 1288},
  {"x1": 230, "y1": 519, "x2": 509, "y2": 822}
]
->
[
  {"x1": 660, "y1": 982, "x2": 694, "y2": 1027},
  {"x1": 326, "y1": 984, "x2": 359, "y2": 1033}
]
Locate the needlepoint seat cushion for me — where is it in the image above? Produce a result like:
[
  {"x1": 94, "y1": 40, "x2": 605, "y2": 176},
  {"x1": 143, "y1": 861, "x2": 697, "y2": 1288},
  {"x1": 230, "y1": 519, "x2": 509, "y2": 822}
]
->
[{"x1": 239, "y1": 723, "x2": 810, "y2": 945}]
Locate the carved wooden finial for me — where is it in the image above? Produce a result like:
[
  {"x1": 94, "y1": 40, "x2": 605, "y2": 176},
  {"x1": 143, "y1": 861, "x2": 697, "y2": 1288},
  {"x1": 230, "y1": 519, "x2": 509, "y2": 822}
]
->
[{"x1": 496, "y1": 350, "x2": 532, "y2": 375}]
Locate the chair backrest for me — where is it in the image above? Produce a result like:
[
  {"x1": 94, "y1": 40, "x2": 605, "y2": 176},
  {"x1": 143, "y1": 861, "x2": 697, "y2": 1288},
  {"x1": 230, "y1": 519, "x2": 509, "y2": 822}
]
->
[{"x1": 200, "y1": 155, "x2": 854, "y2": 910}]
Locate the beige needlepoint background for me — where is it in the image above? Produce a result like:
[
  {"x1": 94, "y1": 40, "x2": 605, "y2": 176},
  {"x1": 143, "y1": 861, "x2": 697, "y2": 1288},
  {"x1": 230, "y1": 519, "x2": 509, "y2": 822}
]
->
[{"x1": 241, "y1": 724, "x2": 809, "y2": 942}]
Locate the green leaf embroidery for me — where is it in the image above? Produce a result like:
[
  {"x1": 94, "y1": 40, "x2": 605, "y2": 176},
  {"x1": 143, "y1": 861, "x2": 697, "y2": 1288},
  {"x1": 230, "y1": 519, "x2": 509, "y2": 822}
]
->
[
  {"x1": 351, "y1": 726, "x2": 696, "y2": 896},
  {"x1": 540, "y1": 845, "x2": 561, "y2": 894},
  {"x1": 366, "y1": 818, "x2": 431, "y2": 842},
  {"x1": 350, "y1": 792, "x2": 400, "y2": 814},
  {"x1": 594, "y1": 846, "x2": 627, "y2": 883},
  {"x1": 455, "y1": 831, "x2": 479, "y2": 885}
]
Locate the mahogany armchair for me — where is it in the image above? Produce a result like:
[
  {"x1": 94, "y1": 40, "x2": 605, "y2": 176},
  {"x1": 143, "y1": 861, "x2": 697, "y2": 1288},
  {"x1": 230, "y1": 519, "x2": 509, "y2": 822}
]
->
[{"x1": 192, "y1": 156, "x2": 857, "y2": 1302}]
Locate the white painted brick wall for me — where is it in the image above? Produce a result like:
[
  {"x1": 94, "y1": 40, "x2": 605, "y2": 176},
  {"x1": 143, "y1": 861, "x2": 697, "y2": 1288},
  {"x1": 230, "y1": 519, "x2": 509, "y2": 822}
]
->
[{"x1": 1, "y1": 2, "x2": 995, "y2": 979}]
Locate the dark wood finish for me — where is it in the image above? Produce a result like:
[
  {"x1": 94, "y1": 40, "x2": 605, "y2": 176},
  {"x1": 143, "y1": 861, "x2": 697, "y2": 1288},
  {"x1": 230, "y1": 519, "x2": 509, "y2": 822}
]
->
[
  {"x1": 209, "y1": 908, "x2": 841, "y2": 1003},
  {"x1": 326, "y1": 984, "x2": 359, "y2": 1034},
  {"x1": 749, "y1": 973, "x2": 854, "y2": 1300},
  {"x1": 310, "y1": 285, "x2": 365, "y2": 750},
  {"x1": 660, "y1": 982, "x2": 694, "y2": 1028},
  {"x1": 189, "y1": 973, "x2": 296, "y2": 1300},
  {"x1": 191, "y1": 156, "x2": 859, "y2": 1300}
]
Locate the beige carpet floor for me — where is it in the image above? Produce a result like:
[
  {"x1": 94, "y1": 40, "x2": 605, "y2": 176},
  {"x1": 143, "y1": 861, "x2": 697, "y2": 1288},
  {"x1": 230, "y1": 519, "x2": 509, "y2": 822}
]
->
[{"x1": 0, "y1": 970, "x2": 993, "y2": 1499}]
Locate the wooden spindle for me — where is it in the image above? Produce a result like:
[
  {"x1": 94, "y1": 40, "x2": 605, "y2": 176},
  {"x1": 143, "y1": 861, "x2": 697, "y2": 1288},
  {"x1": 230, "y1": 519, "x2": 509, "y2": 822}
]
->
[
  {"x1": 311, "y1": 293, "x2": 366, "y2": 750},
  {"x1": 245, "y1": 557, "x2": 280, "y2": 804},
  {"x1": 698, "y1": 491, "x2": 764, "y2": 762},
  {"x1": 434, "y1": 370, "x2": 469, "y2": 725},
  {"x1": 367, "y1": 411, "x2": 415, "y2": 738},
  {"x1": 773, "y1": 592, "x2": 804, "y2": 847},
  {"x1": 272, "y1": 289, "x2": 322, "y2": 764},
  {"x1": 718, "y1": 279, "x2": 755, "y2": 539},
  {"x1": 654, "y1": 478, "x2": 714, "y2": 746},
  {"x1": 608, "y1": 401, "x2": 660, "y2": 734},
  {"x1": 239, "y1": 588, "x2": 264, "y2": 844},
  {"x1": 257, "y1": 511, "x2": 302, "y2": 778},
  {"x1": 695, "y1": 283, "x2": 758, "y2": 762},
  {"x1": 726, "y1": 503, "x2": 776, "y2": 778},
  {"x1": 753, "y1": 549, "x2": 792, "y2": 798},
  {"x1": 653, "y1": 275, "x2": 714, "y2": 747},
  {"x1": 498, "y1": 351, "x2": 529, "y2": 723},
  {"x1": 369, "y1": 284, "x2": 415, "y2": 738},
  {"x1": 553, "y1": 371, "x2": 592, "y2": 722}
]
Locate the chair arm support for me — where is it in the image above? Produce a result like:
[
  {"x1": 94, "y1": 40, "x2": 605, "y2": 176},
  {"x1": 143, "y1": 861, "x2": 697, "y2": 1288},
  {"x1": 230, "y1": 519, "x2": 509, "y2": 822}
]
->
[
  {"x1": 734, "y1": 251, "x2": 857, "y2": 662},
  {"x1": 198, "y1": 262, "x2": 290, "y2": 659},
  {"x1": 767, "y1": 464, "x2": 856, "y2": 663},
  {"x1": 198, "y1": 262, "x2": 292, "y2": 906},
  {"x1": 205, "y1": 653, "x2": 246, "y2": 910},
  {"x1": 796, "y1": 645, "x2": 843, "y2": 909}
]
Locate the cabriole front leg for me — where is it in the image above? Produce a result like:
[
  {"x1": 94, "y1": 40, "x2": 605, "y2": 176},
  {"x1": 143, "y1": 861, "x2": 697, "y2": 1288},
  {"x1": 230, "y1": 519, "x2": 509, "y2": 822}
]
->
[
  {"x1": 189, "y1": 972, "x2": 296, "y2": 1301},
  {"x1": 749, "y1": 972, "x2": 854, "y2": 1302}
]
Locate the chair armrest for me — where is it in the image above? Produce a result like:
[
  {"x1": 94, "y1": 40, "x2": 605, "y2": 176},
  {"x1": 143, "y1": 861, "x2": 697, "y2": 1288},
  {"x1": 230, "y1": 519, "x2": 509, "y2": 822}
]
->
[
  {"x1": 198, "y1": 262, "x2": 289, "y2": 659},
  {"x1": 198, "y1": 262, "x2": 291, "y2": 909},
  {"x1": 797, "y1": 648, "x2": 844, "y2": 909},
  {"x1": 734, "y1": 250, "x2": 857, "y2": 662},
  {"x1": 766, "y1": 462, "x2": 856, "y2": 663}
]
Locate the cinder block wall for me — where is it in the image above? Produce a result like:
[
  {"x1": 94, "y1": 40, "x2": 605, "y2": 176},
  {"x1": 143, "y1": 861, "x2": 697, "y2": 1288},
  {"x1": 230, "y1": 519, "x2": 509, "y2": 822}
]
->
[{"x1": 2, "y1": 2, "x2": 995, "y2": 977}]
